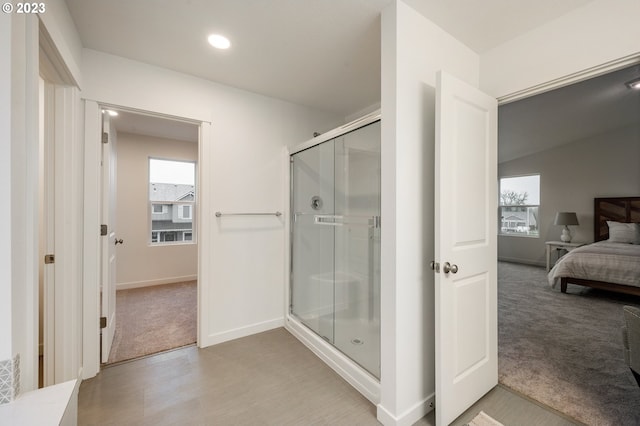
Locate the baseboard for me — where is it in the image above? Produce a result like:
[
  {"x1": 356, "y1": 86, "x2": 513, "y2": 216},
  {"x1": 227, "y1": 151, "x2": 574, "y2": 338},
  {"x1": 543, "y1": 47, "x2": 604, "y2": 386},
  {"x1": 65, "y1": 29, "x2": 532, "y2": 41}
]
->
[
  {"x1": 498, "y1": 256, "x2": 545, "y2": 268},
  {"x1": 199, "y1": 317, "x2": 284, "y2": 348},
  {"x1": 116, "y1": 275, "x2": 197, "y2": 290},
  {"x1": 377, "y1": 393, "x2": 435, "y2": 426}
]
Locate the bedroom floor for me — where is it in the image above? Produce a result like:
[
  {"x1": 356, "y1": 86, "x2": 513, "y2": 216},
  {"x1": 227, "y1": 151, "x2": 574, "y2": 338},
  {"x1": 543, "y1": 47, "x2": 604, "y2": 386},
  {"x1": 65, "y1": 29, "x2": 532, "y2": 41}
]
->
[{"x1": 499, "y1": 261, "x2": 640, "y2": 425}]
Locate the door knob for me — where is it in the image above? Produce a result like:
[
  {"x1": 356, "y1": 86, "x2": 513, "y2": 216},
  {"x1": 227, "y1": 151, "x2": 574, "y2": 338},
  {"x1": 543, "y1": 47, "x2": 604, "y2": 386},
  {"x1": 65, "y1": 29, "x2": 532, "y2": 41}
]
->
[
  {"x1": 442, "y1": 262, "x2": 458, "y2": 274},
  {"x1": 115, "y1": 238, "x2": 124, "y2": 245}
]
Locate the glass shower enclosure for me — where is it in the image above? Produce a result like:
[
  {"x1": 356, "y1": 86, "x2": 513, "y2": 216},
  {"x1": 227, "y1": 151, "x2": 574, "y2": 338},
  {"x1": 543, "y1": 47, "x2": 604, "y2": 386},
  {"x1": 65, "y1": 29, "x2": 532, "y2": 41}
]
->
[{"x1": 290, "y1": 120, "x2": 381, "y2": 378}]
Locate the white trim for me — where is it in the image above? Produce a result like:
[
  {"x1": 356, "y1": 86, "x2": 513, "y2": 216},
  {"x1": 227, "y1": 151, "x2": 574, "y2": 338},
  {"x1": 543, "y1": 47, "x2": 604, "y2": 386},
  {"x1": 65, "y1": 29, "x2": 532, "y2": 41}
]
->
[
  {"x1": 376, "y1": 394, "x2": 435, "y2": 426},
  {"x1": 88, "y1": 100, "x2": 209, "y2": 126},
  {"x1": 84, "y1": 103, "x2": 204, "y2": 375},
  {"x1": 285, "y1": 316, "x2": 381, "y2": 404},
  {"x1": 41, "y1": 79, "x2": 55, "y2": 387},
  {"x1": 283, "y1": 146, "x2": 292, "y2": 326},
  {"x1": 199, "y1": 318, "x2": 284, "y2": 348},
  {"x1": 497, "y1": 53, "x2": 640, "y2": 105},
  {"x1": 196, "y1": 122, "x2": 211, "y2": 348},
  {"x1": 82, "y1": 100, "x2": 101, "y2": 380},
  {"x1": 38, "y1": 20, "x2": 77, "y2": 87},
  {"x1": 116, "y1": 275, "x2": 197, "y2": 290},
  {"x1": 289, "y1": 109, "x2": 380, "y2": 155}
]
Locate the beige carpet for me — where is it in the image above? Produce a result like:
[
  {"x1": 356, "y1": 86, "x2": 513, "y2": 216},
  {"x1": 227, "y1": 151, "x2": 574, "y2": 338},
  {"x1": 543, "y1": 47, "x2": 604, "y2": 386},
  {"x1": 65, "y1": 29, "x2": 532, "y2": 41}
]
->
[{"x1": 107, "y1": 281, "x2": 197, "y2": 364}]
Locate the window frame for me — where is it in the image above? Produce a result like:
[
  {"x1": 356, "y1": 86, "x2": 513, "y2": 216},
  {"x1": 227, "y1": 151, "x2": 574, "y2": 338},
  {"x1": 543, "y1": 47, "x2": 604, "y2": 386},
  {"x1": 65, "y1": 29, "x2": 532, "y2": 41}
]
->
[
  {"x1": 148, "y1": 157, "x2": 197, "y2": 246},
  {"x1": 498, "y1": 173, "x2": 540, "y2": 238}
]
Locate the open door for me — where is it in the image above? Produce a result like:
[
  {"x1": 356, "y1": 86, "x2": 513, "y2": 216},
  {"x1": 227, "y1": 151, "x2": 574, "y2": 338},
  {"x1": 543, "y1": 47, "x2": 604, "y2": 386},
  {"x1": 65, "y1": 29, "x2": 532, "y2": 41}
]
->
[
  {"x1": 100, "y1": 111, "x2": 118, "y2": 363},
  {"x1": 435, "y1": 71, "x2": 498, "y2": 425}
]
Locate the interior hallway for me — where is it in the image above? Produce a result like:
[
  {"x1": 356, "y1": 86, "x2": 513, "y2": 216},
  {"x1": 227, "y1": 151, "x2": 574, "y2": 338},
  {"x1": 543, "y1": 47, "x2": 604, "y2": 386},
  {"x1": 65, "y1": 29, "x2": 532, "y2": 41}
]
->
[{"x1": 79, "y1": 328, "x2": 576, "y2": 425}]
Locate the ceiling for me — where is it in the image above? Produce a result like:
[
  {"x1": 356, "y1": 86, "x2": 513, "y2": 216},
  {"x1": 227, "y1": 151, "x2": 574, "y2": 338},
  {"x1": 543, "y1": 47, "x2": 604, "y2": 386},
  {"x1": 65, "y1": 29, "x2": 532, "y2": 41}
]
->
[
  {"x1": 109, "y1": 110, "x2": 199, "y2": 143},
  {"x1": 67, "y1": 1, "x2": 638, "y2": 160},
  {"x1": 64, "y1": 0, "x2": 594, "y2": 117},
  {"x1": 499, "y1": 64, "x2": 640, "y2": 163}
]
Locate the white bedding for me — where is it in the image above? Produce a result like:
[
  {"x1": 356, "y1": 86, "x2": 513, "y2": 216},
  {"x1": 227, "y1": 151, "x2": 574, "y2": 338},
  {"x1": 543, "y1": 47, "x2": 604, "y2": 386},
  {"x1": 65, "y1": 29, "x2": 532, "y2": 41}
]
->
[{"x1": 548, "y1": 241, "x2": 640, "y2": 289}]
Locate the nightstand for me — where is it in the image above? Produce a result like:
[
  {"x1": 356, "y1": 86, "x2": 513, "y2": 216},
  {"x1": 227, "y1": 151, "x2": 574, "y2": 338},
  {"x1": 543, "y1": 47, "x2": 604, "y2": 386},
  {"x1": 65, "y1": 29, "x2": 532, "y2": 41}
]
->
[{"x1": 545, "y1": 241, "x2": 584, "y2": 271}]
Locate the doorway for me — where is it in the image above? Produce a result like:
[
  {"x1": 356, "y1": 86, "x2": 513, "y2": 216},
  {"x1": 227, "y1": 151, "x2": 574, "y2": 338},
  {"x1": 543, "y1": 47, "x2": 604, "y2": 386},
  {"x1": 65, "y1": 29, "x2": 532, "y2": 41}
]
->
[
  {"x1": 98, "y1": 107, "x2": 200, "y2": 365},
  {"x1": 496, "y1": 63, "x2": 640, "y2": 424}
]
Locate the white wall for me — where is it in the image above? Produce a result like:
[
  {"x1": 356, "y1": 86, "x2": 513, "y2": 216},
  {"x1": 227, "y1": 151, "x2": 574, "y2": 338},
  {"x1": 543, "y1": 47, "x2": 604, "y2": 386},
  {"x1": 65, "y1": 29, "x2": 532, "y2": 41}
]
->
[
  {"x1": 0, "y1": 12, "x2": 13, "y2": 364},
  {"x1": 6, "y1": 13, "x2": 40, "y2": 394},
  {"x1": 379, "y1": 1, "x2": 479, "y2": 424},
  {"x1": 481, "y1": 0, "x2": 640, "y2": 99},
  {"x1": 499, "y1": 124, "x2": 640, "y2": 265},
  {"x1": 116, "y1": 132, "x2": 198, "y2": 288},
  {"x1": 80, "y1": 48, "x2": 343, "y2": 349}
]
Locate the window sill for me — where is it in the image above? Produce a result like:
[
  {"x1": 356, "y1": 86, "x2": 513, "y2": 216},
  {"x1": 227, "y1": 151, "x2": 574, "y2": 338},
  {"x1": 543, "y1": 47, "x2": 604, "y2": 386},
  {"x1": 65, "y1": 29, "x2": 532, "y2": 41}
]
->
[
  {"x1": 498, "y1": 233, "x2": 539, "y2": 239},
  {"x1": 148, "y1": 241, "x2": 197, "y2": 247}
]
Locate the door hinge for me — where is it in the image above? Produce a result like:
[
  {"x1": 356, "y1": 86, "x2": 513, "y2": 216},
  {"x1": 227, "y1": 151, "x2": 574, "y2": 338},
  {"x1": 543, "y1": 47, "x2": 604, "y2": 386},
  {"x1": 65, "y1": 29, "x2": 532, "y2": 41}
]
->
[
  {"x1": 102, "y1": 132, "x2": 108, "y2": 144},
  {"x1": 44, "y1": 254, "x2": 55, "y2": 264},
  {"x1": 100, "y1": 317, "x2": 107, "y2": 329},
  {"x1": 101, "y1": 224, "x2": 108, "y2": 236}
]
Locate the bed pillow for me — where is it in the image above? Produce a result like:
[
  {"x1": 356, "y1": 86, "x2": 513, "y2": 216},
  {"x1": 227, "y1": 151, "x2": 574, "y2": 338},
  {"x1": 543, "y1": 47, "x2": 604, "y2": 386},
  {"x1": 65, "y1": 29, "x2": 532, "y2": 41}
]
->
[{"x1": 607, "y1": 221, "x2": 640, "y2": 244}]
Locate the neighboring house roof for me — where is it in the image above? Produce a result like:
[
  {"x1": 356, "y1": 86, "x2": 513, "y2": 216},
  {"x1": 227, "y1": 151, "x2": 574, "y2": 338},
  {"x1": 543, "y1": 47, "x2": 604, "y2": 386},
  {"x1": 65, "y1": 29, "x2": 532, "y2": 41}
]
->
[
  {"x1": 503, "y1": 212, "x2": 528, "y2": 221},
  {"x1": 151, "y1": 221, "x2": 193, "y2": 231},
  {"x1": 150, "y1": 183, "x2": 195, "y2": 201},
  {"x1": 177, "y1": 191, "x2": 194, "y2": 201}
]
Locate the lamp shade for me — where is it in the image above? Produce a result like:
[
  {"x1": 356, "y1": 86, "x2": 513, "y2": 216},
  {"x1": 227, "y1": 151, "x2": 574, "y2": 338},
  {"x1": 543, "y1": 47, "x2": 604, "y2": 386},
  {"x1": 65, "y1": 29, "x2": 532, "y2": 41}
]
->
[{"x1": 554, "y1": 212, "x2": 579, "y2": 226}]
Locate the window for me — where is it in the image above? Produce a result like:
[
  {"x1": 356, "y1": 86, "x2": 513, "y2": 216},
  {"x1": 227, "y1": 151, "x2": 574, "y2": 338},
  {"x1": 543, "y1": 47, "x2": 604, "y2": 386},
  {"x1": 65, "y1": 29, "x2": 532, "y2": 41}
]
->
[
  {"x1": 149, "y1": 158, "x2": 196, "y2": 245},
  {"x1": 178, "y1": 205, "x2": 192, "y2": 220},
  {"x1": 152, "y1": 204, "x2": 168, "y2": 214},
  {"x1": 499, "y1": 174, "x2": 540, "y2": 237}
]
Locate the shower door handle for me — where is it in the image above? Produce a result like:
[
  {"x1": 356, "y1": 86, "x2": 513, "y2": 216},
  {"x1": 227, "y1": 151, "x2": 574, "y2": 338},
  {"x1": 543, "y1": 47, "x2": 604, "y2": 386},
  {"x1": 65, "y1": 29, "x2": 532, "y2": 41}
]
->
[
  {"x1": 314, "y1": 215, "x2": 381, "y2": 228},
  {"x1": 314, "y1": 215, "x2": 342, "y2": 226}
]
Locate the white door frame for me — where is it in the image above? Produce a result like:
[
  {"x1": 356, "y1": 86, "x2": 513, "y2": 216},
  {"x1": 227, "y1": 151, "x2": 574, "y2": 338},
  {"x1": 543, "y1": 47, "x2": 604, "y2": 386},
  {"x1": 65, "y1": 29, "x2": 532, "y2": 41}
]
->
[
  {"x1": 496, "y1": 53, "x2": 640, "y2": 105},
  {"x1": 82, "y1": 102, "x2": 207, "y2": 379},
  {"x1": 40, "y1": 78, "x2": 55, "y2": 387},
  {"x1": 39, "y1": 19, "x2": 83, "y2": 388}
]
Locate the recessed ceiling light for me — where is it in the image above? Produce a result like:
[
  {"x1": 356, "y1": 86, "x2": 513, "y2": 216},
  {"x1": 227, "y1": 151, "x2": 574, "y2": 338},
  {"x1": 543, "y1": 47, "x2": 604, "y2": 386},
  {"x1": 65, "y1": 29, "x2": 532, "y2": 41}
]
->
[
  {"x1": 208, "y1": 34, "x2": 231, "y2": 50},
  {"x1": 624, "y1": 77, "x2": 640, "y2": 89},
  {"x1": 101, "y1": 109, "x2": 118, "y2": 117}
]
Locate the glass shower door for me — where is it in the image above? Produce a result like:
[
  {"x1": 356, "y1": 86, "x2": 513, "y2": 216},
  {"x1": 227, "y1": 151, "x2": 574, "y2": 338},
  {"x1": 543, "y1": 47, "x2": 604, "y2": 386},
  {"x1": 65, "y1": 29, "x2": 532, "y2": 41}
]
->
[
  {"x1": 290, "y1": 120, "x2": 381, "y2": 378},
  {"x1": 333, "y1": 121, "x2": 381, "y2": 378},
  {"x1": 291, "y1": 141, "x2": 335, "y2": 341}
]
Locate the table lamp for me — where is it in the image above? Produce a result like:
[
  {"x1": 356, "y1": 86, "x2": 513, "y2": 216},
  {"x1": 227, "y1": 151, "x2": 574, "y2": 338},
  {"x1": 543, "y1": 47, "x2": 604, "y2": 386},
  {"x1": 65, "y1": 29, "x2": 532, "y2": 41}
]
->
[{"x1": 554, "y1": 212, "x2": 579, "y2": 242}]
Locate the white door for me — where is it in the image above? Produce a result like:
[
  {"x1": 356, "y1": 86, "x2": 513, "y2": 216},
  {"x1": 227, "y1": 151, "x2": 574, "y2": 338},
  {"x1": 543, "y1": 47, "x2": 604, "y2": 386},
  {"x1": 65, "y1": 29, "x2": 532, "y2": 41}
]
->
[
  {"x1": 101, "y1": 112, "x2": 118, "y2": 363},
  {"x1": 435, "y1": 71, "x2": 498, "y2": 425}
]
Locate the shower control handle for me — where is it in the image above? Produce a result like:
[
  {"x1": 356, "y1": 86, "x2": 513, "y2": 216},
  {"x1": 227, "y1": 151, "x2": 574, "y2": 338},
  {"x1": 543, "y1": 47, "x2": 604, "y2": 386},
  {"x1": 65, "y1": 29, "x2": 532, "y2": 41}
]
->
[{"x1": 442, "y1": 262, "x2": 458, "y2": 274}]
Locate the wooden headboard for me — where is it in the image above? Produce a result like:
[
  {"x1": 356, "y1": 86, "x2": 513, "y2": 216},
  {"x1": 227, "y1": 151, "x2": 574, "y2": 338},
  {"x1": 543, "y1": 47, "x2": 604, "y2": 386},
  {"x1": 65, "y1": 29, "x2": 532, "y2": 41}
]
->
[{"x1": 594, "y1": 197, "x2": 640, "y2": 241}]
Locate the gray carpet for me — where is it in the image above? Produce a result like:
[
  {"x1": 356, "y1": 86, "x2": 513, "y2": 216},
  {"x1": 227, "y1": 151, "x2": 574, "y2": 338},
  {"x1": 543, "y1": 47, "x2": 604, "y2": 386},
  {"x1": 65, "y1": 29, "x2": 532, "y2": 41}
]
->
[
  {"x1": 499, "y1": 262, "x2": 640, "y2": 425},
  {"x1": 107, "y1": 281, "x2": 197, "y2": 364}
]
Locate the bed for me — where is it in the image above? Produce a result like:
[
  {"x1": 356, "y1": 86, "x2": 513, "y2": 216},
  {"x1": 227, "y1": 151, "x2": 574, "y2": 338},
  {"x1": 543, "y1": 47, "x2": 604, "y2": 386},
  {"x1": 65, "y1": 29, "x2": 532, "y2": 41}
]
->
[{"x1": 548, "y1": 197, "x2": 640, "y2": 296}]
